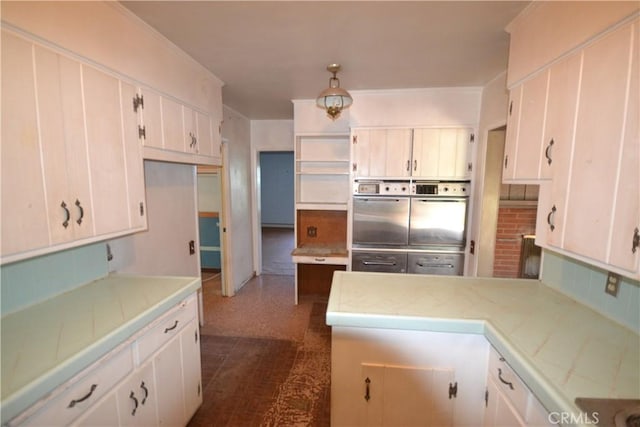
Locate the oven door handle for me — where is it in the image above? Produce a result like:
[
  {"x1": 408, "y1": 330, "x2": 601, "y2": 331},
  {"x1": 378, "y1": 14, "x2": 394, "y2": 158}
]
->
[
  {"x1": 412, "y1": 198, "x2": 467, "y2": 202},
  {"x1": 356, "y1": 198, "x2": 404, "y2": 202},
  {"x1": 362, "y1": 260, "x2": 397, "y2": 266},
  {"x1": 417, "y1": 263, "x2": 454, "y2": 268}
]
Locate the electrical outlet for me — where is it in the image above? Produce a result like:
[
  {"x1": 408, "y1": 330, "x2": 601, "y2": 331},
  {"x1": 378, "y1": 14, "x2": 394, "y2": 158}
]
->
[
  {"x1": 605, "y1": 272, "x2": 620, "y2": 297},
  {"x1": 307, "y1": 226, "x2": 317, "y2": 238}
]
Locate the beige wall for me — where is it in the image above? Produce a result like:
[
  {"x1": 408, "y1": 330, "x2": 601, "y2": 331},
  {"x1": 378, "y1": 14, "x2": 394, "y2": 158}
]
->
[
  {"x1": 222, "y1": 106, "x2": 254, "y2": 293},
  {"x1": 468, "y1": 72, "x2": 509, "y2": 276}
]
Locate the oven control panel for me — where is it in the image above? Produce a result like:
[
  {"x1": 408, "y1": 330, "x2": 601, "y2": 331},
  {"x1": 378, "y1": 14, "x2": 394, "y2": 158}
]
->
[
  {"x1": 353, "y1": 180, "x2": 410, "y2": 195},
  {"x1": 412, "y1": 182, "x2": 470, "y2": 196}
]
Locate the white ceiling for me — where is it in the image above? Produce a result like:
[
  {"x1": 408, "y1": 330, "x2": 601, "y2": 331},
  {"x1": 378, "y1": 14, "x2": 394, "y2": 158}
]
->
[{"x1": 121, "y1": 1, "x2": 530, "y2": 120}]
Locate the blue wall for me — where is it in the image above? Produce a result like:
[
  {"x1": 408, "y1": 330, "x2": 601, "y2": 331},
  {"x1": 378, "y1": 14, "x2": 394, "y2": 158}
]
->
[
  {"x1": 260, "y1": 151, "x2": 294, "y2": 227},
  {"x1": 541, "y1": 249, "x2": 639, "y2": 331},
  {"x1": 1, "y1": 243, "x2": 108, "y2": 315}
]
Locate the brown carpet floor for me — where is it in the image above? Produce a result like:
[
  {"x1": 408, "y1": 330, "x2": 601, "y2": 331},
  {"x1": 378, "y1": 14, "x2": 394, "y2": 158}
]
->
[{"x1": 189, "y1": 253, "x2": 330, "y2": 425}]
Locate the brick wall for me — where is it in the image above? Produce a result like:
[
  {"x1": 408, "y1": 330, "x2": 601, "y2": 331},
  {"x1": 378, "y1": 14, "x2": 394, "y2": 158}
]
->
[{"x1": 493, "y1": 206, "x2": 538, "y2": 278}]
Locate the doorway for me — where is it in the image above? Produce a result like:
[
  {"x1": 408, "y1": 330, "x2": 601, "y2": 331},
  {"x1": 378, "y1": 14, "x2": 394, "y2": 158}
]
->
[
  {"x1": 258, "y1": 151, "x2": 295, "y2": 276},
  {"x1": 197, "y1": 167, "x2": 224, "y2": 293},
  {"x1": 477, "y1": 126, "x2": 540, "y2": 278}
]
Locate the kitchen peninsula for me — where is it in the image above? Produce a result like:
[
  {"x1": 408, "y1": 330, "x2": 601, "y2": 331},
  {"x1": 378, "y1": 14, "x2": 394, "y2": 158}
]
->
[{"x1": 327, "y1": 271, "x2": 639, "y2": 426}]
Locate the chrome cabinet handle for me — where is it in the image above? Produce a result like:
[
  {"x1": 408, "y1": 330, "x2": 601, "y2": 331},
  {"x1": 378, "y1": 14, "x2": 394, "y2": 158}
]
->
[
  {"x1": 497, "y1": 368, "x2": 514, "y2": 390},
  {"x1": 633, "y1": 227, "x2": 639, "y2": 254},
  {"x1": 75, "y1": 199, "x2": 84, "y2": 225},
  {"x1": 406, "y1": 160, "x2": 410, "y2": 171},
  {"x1": 547, "y1": 205, "x2": 557, "y2": 231},
  {"x1": 545, "y1": 139, "x2": 554, "y2": 165},
  {"x1": 129, "y1": 391, "x2": 139, "y2": 416},
  {"x1": 314, "y1": 258, "x2": 326, "y2": 262},
  {"x1": 413, "y1": 159, "x2": 417, "y2": 171},
  {"x1": 68, "y1": 384, "x2": 97, "y2": 408},
  {"x1": 61, "y1": 201, "x2": 70, "y2": 229},
  {"x1": 504, "y1": 155, "x2": 509, "y2": 169},
  {"x1": 164, "y1": 320, "x2": 178, "y2": 333}
]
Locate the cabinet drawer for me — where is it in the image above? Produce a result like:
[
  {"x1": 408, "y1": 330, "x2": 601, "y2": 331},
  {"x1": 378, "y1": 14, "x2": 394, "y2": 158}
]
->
[
  {"x1": 292, "y1": 255, "x2": 348, "y2": 265},
  {"x1": 21, "y1": 346, "x2": 133, "y2": 427},
  {"x1": 488, "y1": 348, "x2": 529, "y2": 418},
  {"x1": 136, "y1": 294, "x2": 197, "y2": 363}
]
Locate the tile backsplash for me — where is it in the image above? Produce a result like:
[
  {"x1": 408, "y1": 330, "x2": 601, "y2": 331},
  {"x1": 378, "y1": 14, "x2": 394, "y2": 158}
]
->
[
  {"x1": 541, "y1": 249, "x2": 639, "y2": 331},
  {"x1": 1, "y1": 243, "x2": 108, "y2": 315}
]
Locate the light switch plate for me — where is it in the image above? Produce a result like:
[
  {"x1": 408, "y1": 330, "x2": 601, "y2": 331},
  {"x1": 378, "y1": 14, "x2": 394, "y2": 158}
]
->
[{"x1": 605, "y1": 272, "x2": 620, "y2": 297}]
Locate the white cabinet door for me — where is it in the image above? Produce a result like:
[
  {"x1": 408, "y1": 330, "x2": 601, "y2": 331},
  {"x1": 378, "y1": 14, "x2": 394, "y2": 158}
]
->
[
  {"x1": 119, "y1": 81, "x2": 147, "y2": 231},
  {"x1": 503, "y1": 85, "x2": 522, "y2": 181},
  {"x1": 82, "y1": 64, "x2": 134, "y2": 237},
  {"x1": 154, "y1": 336, "x2": 185, "y2": 426},
  {"x1": 608, "y1": 20, "x2": 639, "y2": 274},
  {"x1": 563, "y1": 22, "x2": 634, "y2": 263},
  {"x1": 116, "y1": 360, "x2": 157, "y2": 427},
  {"x1": 484, "y1": 377, "x2": 526, "y2": 427},
  {"x1": 412, "y1": 128, "x2": 472, "y2": 179},
  {"x1": 70, "y1": 392, "x2": 120, "y2": 427},
  {"x1": 181, "y1": 319, "x2": 203, "y2": 421},
  {"x1": 196, "y1": 111, "x2": 214, "y2": 157},
  {"x1": 1, "y1": 31, "x2": 52, "y2": 256},
  {"x1": 352, "y1": 129, "x2": 412, "y2": 178},
  {"x1": 361, "y1": 364, "x2": 454, "y2": 427},
  {"x1": 34, "y1": 45, "x2": 94, "y2": 245},
  {"x1": 138, "y1": 87, "x2": 163, "y2": 149},
  {"x1": 161, "y1": 96, "x2": 185, "y2": 153},
  {"x1": 503, "y1": 71, "x2": 549, "y2": 182}
]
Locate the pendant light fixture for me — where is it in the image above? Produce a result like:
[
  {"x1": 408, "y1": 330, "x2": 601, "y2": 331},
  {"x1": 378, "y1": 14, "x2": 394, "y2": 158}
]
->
[{"x1": 316, "y1": 64, "x2": 353, "y2": 120}]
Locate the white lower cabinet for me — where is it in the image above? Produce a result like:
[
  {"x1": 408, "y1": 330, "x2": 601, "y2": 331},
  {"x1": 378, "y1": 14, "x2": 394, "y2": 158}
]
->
[
  {"x1": 483, "y1": 347, "x2": 552, "y2": 427},
  {"x1": 361, "y1": 364, "x2": 454, "y2": 427},
  {"x1": 12, "y1": 293, "x2": 201, "y2": 427},
  {"x1": 116, "y1": 361, "x2": 158, "y2": 427},
  {"x1": 331, "y1": 326, "x2": 489, "y2": 427},
  {"x1": 181, "y1": 320, "x2": 203, "y2": 421}
]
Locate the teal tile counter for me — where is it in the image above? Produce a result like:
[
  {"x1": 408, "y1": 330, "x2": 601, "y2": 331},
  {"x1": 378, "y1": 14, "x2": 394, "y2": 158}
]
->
[
  {"x1": 0, "y1": 274, "x2": 201, "y2": 424},
  {"x1": 326, "y1": 271, "x2": 640, "y2": 421}
]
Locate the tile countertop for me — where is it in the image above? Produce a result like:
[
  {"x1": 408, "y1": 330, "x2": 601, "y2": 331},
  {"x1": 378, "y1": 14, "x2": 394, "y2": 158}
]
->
[
  {"x1": 0, "y1": 274, "x2": 201, "y2": 423},
  {"x1": 326, "y1": 271, "x2": 640, "y2": 420}
]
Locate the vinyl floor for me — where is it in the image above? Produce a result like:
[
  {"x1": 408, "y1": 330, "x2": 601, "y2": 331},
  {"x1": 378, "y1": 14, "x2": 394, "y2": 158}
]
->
[{"x1": 189, "y1": 228, "x2": 330, "y2": 427}]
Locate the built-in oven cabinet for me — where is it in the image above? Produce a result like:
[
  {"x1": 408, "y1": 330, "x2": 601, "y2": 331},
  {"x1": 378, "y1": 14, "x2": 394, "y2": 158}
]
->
[
  {"x1": 351, "y1": 128, "x2": 473, "y2": 180},
  {"x1": 408, "y1": 198, "x2": 468, "y2": 247},
  {"x1": 407, "y1": 252, "x2": 464, "y2": 276},
  {"x1": 352, "y1": 251, "x2": 408, "y2": 273},
  {"x1": 352, "y1": 196, "x2": 410, "y2": 246}
]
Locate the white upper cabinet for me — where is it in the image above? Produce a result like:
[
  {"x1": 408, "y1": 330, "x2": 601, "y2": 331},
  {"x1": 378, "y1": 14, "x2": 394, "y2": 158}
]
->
[
  {"x1": 502, "y1": 71, "x2": 549, "y2": 182},
  {"x1": 413, "y1": 128, "x2": 473, "y2": 179},
  {"x1": 1, "y1": 31, "x2": 50, "y2": 256},
  {"x1": 352, "y1": 128, "x2": 472, "y2": 180},
  {"x1": 608, "y1": 21, "x2": 639, "y2": 273},
  {"x1": 135, "y1": 86, "x2": 220, "y2": 165},
  {"x1": 0, "y1": 29, "x2": 147, "y2": 264},
  {"x1": 562, "y1": 21, "x2": 635, "y2": 266},
  {"x1": 352, "y1": 128, "x2": 413, "y2": 178},
  {"x1": 528, "y1": 17, "x2": 640, "y2": 278}
]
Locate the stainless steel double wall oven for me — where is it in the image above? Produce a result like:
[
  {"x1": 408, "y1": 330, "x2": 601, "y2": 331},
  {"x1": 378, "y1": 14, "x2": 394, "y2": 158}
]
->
[{"x1": 352, "y1": 180, "x2": 469, "y2": 275}]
